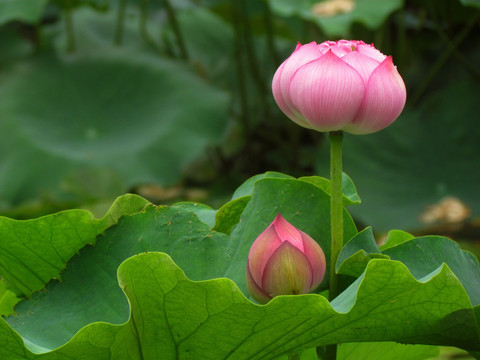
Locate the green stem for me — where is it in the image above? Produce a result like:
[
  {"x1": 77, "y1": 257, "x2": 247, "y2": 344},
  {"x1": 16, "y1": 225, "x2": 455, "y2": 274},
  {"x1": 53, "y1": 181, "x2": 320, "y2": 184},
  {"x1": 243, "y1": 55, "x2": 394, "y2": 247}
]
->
[
  {"x1": 139, "y1": 0, "x2": 149, "y2": 41},
  {"x1": 163, "y1": 0, "x2": 189, "y2": 60},
  {"x1": 321, "y1": 131, "x2": 344, "y2": 360},
  {"x1": 231, "y1": 0, "x2": 250, "y2": 135},
  {"x1": 287, "y1": 352, "x2": 300, "y2": 360},
  {"x1": 139, "y1": 0, "x2": 162, "y2": 52},
  {"x1": 237, "y1": 0, "x2": 270, "y2": 124},
  {"x1": 64, "y1": 0, "x2": 75, "y2": 53},
  {"x1": 262, "y1": 0, "x2": 280, "y2": 67},
  {"x1": 323, "y1": 344, "x2": 338, "y2": 360},
  {"x1": 114, "y1": 0, "x2": 127, "y2": 46},
  {"x1": 329, "y1": 130, "x2": 343, "y2": 301}
]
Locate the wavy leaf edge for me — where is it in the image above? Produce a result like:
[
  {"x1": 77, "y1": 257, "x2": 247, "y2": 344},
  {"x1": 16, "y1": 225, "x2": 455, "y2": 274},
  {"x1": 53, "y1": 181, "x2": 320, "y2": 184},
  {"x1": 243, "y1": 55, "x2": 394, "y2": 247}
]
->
[{"x1": 5, "y1": 252, "x2": 478, "y2": 359}]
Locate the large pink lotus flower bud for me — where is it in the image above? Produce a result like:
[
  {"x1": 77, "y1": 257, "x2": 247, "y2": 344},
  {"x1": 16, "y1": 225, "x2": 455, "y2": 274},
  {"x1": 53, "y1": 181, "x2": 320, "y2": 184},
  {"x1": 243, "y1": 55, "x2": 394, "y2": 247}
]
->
[
  {"x1": 272, "y1": 40, "x2": 406, "y2": 135},
  {"x1": 246, "y1": 214, "x2": 326, "y2": 304}
]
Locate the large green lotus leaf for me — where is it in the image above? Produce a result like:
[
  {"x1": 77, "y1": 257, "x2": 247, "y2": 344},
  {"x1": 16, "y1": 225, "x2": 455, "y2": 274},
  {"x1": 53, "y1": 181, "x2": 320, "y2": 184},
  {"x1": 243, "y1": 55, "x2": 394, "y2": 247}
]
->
[
  {"x1": 299, "y1": 342, "x2": 439, "y2": 360},
  {"x1": 214, "y1": 172, "x2": 294, "y2": 235},
  {"x1": 270, "y1": 0, "x2": 404, "y2": 37},
  {"x1": 5, "y1": 177, "x2": 355, "y2": 350},
  {"x1": 217, "y1": 171, "x2": 360, "y2": 236},
  {"x1": 299, "y1": 173, "x2": 361, "y2": 206},
  {"x1": 1, "y1": 252, "x2": 479, "y2": 359},
  {"x1": 316, "y1": 80, "x2": 480, "y2": 231},
  {"x1": 213, "y1": 195, "x2": 250, "y2": 234},
  {"x1": 223, "y1": 177, "x2": 358, "y2": 292},
  {"x1": 0, "y1": 282, "x2": 19, "y2": 317},
  {"x1": 0, "y1": 194, "x2": 148, "y2": 298},
  {"x1": 336, "y1": 228, "x2": 480, "y2": 306},
  {"x1": 338, "y1": 342, "x2": 439, "y2": 360},
  {"x1": 231, "y1": 172, "x2": 294, "y2": 200},
  {"x1": 336, "y1": 227, "x2": 389, "y2": 278},
  {"x1": 172, "y1": 202, "x2": 217, "y2": 228},
  {"x1": 0, "y1": 50, "x2": 229, "y2": 207},
  {"x1": 382, "y1": 236, "x2": 480, "y2": 306},
  {"x1": 380, "y1": 229, "x2": 415, "y2": 251},
  {"x1": 0, "y1": 0, "x2": 49, "y2": 25},
  {"x1": 337, "y1": 228, "x2": 480, "y2": 306},
  {"x1": 5, "y1": 204, "x2": 231, "y2": 350},
  {"x1": 232, "y1": 172, "x2": 360, "y2": 204}
]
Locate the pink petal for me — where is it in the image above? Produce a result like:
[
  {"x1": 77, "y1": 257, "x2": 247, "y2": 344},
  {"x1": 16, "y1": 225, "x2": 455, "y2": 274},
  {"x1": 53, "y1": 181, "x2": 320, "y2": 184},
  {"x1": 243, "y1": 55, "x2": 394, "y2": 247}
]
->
[
  {"x1": 288, "y1": 50, "x2": 366, "y2": 132},
  {"x1": 300, "y1": 232, "x2": 326, "y2": 290},
  {"x1": 272, "y1": 60, "x2": 298, "y2": 120},
  {"x1": 357, "y1": 43, "x2": 387, "y2": 63},
  {"x1": 273, "y1": 61, "x2": 309, "y2": 128},
  {"x1": 317, "y1": 40, "x2": 337, "y2": 55},
  {"x1": 272, "y1": 214, "x2": 304, "y2": 251},
  {"x1": 280, "y1": 42, "x2": 322, "y2": 93},
  {"x1": 329, "y1": 40, "x2": 357, "y2": 58},
  {"x1": 347, "y1": 56, "x2": 407, "y2": 135},
  {"x1": 318, "y1": 40, "x2": 367, "y2": 58},
  {"x1": 341, "y1": 51, "x2": 381, "y2": 84},
  {"x1": 329, "y1": 47, "x2": 350, "y2": 58},
  {"x1": 272, "y1": 42, "x2": 323, "y2": 127},
  {"x1": 262, "y1": 242, "x2": 313, "y2": 297},
  {"x1": 248, "y1": 222, "x2": 283, "y2": 287},
  {"x1": 246, "y1": 261, "x2": 272, "y2": 304}
]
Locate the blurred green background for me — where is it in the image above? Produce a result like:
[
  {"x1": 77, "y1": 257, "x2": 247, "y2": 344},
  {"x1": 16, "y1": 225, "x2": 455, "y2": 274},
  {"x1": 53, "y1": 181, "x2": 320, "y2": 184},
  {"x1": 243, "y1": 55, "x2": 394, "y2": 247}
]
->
[{"x1": 0, "y1": 0, "x2": 479, "y2": 242}]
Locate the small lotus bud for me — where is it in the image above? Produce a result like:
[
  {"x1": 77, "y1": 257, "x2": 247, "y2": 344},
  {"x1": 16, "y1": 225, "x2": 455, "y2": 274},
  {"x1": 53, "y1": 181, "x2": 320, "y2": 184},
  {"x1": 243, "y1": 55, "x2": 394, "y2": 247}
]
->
[{"x1": 246, "y1": 214, "x2": 326, "y2": 304}]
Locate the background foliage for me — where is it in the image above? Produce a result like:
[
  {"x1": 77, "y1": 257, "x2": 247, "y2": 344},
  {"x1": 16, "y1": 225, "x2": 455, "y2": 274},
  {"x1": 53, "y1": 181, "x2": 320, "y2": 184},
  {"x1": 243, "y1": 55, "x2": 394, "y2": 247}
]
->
[{"x1": 0, "y1": 0, "x2": 479, "y2": 237}]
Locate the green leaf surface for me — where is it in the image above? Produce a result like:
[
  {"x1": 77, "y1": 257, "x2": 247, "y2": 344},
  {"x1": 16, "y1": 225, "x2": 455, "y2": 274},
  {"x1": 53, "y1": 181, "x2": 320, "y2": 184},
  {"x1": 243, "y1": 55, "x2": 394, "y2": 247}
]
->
[
  {"x1": 0, "y1": 49, "x2": 229, "y2": 208},
  {"x1": 270, "y1": 0, "x2": 404, "y2": 37},
  {"x1": 471, "y1": 306, "x2": 480, "y2": 359},
  {"x1": 338, "y1": 342, "x2": 439, "y2": 360},
  {"x1": 336, "y1": 227, "x2": 389, "y2": 277},
  {"x1": 232, "y1": 171, "x2": 360, "y2": 209},
  {"x1": 231, "y1": 171, "x2": 294, "y2": 200},
  {"x1": 383, "y1": 236, "x2": 480, "y2": 306},
  {"x1": 299, "y1": 172, "x2": 361, "y2": 206},
  {"x1": 172, "y1": 202, "x2": 217, "y2": 229},
  {"x1": 380, "y1": 229, "x2": 415, "y2": 251},
  {"x1": 2, "y1": 252, "x2": 479, "y2": 359},
  {"x1": 2, "y1": 177, "x2": 480, "y2": 358},
  {"x1": 0, "y1": 0, "x2": 49, "y2": 25},
  {"x1": 0, "y1": 194, "x2": 148, "y2": 297},
  {"x1": 6, "y1": 177, "x2": 356, "y2": 350},
  {"x1": 337, "y1": 226, "x2": 480, "y2": 306},
  {"x1": 213, "y1": 195, "x2": 251, "y2": 234},
  {"x1": 0, "y1": 281, "x2": 19, "y2": 317},
  {"x1": 6, "y1": 204, "x2": 231, "y2": 350}
]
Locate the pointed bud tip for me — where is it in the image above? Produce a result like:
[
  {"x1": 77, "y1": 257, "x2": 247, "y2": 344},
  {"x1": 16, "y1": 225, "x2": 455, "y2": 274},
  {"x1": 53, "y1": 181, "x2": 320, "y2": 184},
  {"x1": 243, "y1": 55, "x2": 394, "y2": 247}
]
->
[{"x1": 246, "y1": 214, "x2": 327, "y2": 302}]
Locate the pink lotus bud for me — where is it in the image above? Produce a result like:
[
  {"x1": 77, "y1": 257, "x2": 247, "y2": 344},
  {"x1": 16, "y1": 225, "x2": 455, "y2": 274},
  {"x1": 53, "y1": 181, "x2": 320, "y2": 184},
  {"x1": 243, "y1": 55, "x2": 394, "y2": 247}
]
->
[
  {"x1": 272, "y1": 40, "x2": 406, "y2": 135},
  {"x1": 246, "y1": 214, "x2": 326, "y2": 304}
]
